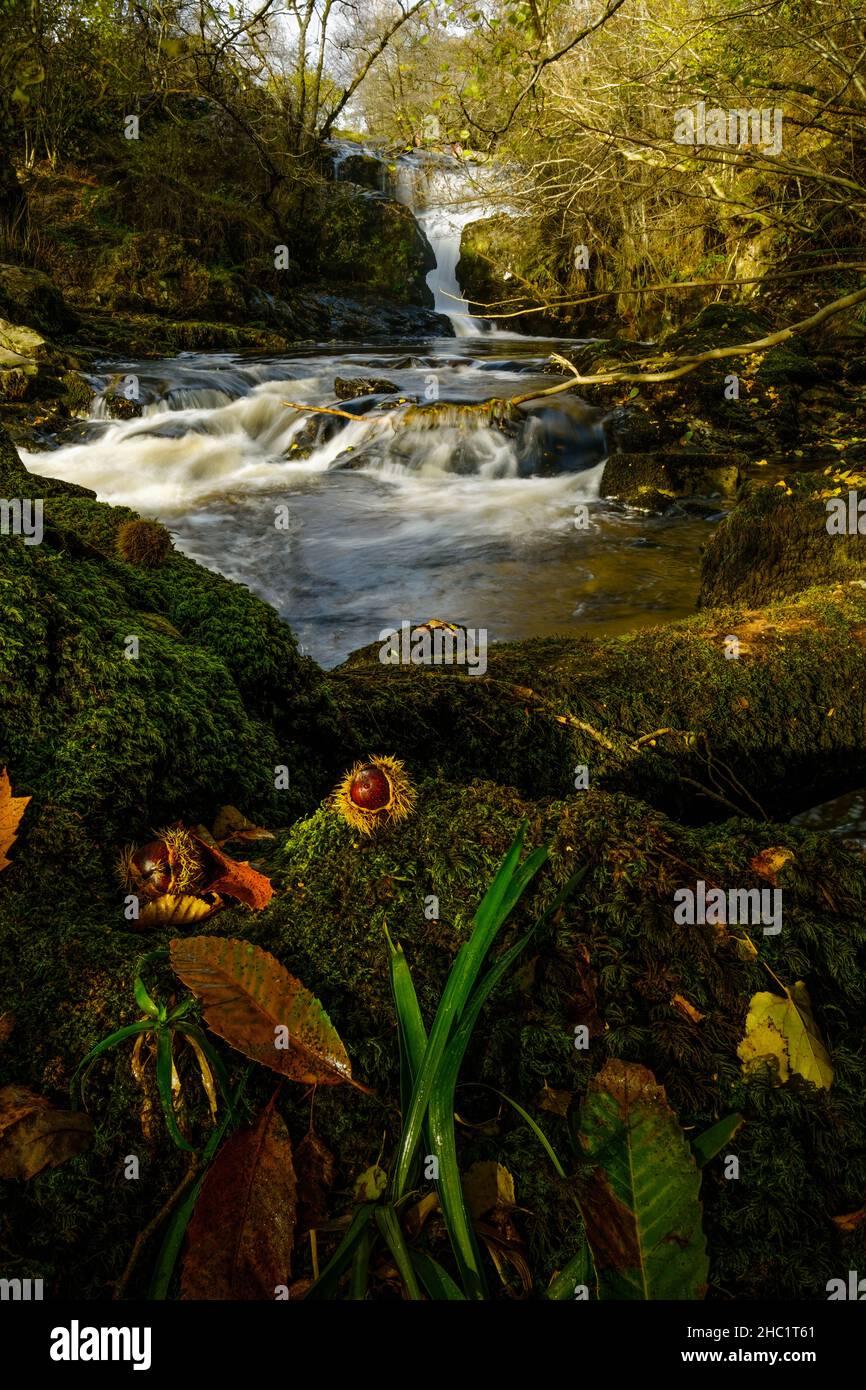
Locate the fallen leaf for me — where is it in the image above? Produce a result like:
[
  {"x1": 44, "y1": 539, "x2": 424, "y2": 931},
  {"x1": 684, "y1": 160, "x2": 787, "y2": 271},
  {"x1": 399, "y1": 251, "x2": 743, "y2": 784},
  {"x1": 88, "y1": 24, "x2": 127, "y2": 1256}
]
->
[
  {"x1": 671, "y1": 993, "x2": 704, "y2": 1024},
  {"x1": 463, "y1": 1161, "x2": 516, "y2": 1221},
  {"x1": 0, "y1": 1085, "x2": 93, "y2": 1179},
  {"x1": 181, "y1": 1100, "x2": 296, "y2": 1300},
  {"x1": 138, "y1": 893, "x2": 219, "y2": 927},
  {"x1": 404, "y1": 1190, "x2": 440, "y2": 1239},
  {"x1": 195, "y1": 835, "x2": 273, "y2": 909},
  {"x1": 0, "y1": 768, "x2": 30, "y2": 872},
  {"x1": 749, "y1": 847, "x2": 795, "y2": 885},
  {"x1": 576, "y1": 1059, "x2": 709, "y2": 1300},
  {"x1": 295, "y1": 1128, "x2": 335, "y2": 1233},
  {"x1": 737, "y1": 983, "x2": 833, "y2": 1090},
  {"x1": 353, "y1": 1163, "x2": 388, "y2": 1202},
  {"x1": 212, "y1": 805, "x2": 275, "y2": 845},
  {"x1": 536, "y1": 1081, "x2": 572, "y2": 1117},
  {"x1": 832, "y1": 1206, "x2": 866, "y2": 1233},
  {"x1": 170, "y1": 936, "x2": 359, "y2": 1088}
]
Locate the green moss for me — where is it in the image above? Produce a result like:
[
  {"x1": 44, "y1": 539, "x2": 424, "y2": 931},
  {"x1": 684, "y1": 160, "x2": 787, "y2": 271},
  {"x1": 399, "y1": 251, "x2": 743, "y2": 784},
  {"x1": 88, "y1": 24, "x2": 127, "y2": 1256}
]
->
[
  {"x1": 331, "y1": 583, "x2": 866, "y2": 822},
  {"x1": 0, "y1": 436, "x2": 341, "y2": 870},
  {"x1": 700, "y1": 481, "x2": 866, "y2": 607}
]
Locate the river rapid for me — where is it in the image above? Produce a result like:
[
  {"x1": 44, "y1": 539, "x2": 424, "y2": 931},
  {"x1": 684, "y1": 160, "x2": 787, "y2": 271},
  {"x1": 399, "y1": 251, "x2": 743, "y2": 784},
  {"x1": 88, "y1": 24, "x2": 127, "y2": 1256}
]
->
[{"x1": 21, "y1": 151, "x2": 715, "y2": 669}]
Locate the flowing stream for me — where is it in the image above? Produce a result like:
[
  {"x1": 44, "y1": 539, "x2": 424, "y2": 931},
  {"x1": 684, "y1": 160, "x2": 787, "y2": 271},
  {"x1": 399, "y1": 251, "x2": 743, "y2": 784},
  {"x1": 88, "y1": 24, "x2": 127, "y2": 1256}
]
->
[{"x1": 22, "y1": 152, "x2": 715, "y2": 668}]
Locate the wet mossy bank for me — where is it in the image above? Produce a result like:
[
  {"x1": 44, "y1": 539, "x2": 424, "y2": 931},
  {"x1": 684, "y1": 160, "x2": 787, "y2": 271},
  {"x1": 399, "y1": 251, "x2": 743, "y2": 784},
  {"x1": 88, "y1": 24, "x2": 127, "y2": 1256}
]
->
[
  {"x1": 333, "y1": 581, "x2": 866, "y2": 824},
  {"x1": 2, "y1": 782, "x2": 866, "y2": 1300},
  {"x1": 2, "y1": 434, "x2": 866, "y2": 1300}
]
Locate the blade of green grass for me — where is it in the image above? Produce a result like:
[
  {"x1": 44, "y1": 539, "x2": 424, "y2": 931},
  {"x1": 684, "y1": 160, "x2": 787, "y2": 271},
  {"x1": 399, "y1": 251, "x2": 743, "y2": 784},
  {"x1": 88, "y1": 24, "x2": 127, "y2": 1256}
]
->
[
  {"x1": 375, "y1": 1204, "x2": 423, "y2": 1301},
  {"x1": 349, "y1": 1226, "x2": 373, "y2": 1300},
  {"x1": 71, "y1": 1021, "x2": 153, "y2": 1104},
  {"x1": 428, "y1": 930, "x2": 534, "y2": 1299},
  {"x1": 472, "y1": 1084, "x2": 567, "y2": 1178},
  {"x1": 411, "y1": 1249, "x2": 467, "y2": 1301},
  {"x1": 305, "y1": 1203, "x2": 378, "y2": 1300},
  {"x1": 392, "y1": 824, "x2": 541, "y2": 1199},
  {"x1": 155, "y1": 1027, "x2": 196, "y2": 1153}
]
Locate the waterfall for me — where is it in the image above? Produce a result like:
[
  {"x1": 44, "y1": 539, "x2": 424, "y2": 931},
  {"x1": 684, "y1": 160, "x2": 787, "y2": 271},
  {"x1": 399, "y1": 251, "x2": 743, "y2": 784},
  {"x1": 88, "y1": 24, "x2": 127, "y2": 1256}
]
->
[{"x1": 389, "y1": 155, "x2": 490, "y2": 337}]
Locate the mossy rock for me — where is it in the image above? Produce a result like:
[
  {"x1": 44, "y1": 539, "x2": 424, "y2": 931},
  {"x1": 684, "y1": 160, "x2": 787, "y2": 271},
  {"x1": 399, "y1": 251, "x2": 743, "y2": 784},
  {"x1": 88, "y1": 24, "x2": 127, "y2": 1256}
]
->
[
  {"x1": 305, "y1": 183, "x2": 436, "y2": 306},
  {"x1": 699, "y1": 482, "x2": 866, "y2": 608},
  {"x1": 0, "y1": 263, "x2": 77, "y2": 337},
  {"x1": 601, "y1": 449, "x2": 743, "y2": 502},
  {"x1": 0, "y1": 431, "x2": 341, "y2": 869}
]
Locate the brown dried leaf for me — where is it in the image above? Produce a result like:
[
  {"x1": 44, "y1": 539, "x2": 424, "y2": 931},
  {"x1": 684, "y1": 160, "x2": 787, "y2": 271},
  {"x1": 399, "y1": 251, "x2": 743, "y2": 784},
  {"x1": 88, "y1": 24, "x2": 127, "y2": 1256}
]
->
[
  {"x1": 832, "y1": 1206, "x2": 866, "y2": 1233},
  {"x1": 463, "y1": 1161, "x2": 516, "y2": 1222},
  {"x1": 194, "y1": 834, "x2": 273, "y2": 910},
  {"x1": 181, "y1": 1101, "x2": 296, "y2": 1300},
  {"x1": 536, "y1": 1081, "x2": 572, "y2": 1117},
  {"x1": 294, "y1": 1127, "x2": 335, "y2": 1233},
  {"x1": 671, "y1": 993, "x2": 704, "y2": 1024},
  {"x1": 0, "y1": 768, "x2": 30, "y2": 872},
  {"x1": 0, "y1": 1085, "x2": 93, "y2": 1179},
  {"x1": 0, "y1": 1012, "x2": 14, "y2": 1047},
  {"x1": 212, "y1": 805, "x2": 275, "y2": 845},
  {"x1": 170, "y1": 936, "x2": 358, "y2": 1088}
]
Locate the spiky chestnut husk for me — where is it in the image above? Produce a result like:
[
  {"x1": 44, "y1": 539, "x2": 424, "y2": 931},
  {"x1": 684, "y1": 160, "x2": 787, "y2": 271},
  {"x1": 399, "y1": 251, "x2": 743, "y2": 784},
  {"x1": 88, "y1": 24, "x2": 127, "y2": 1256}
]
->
[
  {"x1": 330, "y1": 755, "x2": 416, "y2": 836},
  {"x1": 115, "y1": 519, "x2": 173, "y2": 569},
  {"x1": 116, "y1": 840, "x2": 171, "y2": 900},
  {"x1": 158, "y1": 825, "x2": 208, "y2": 895},
  {"x1": 117, "y1": 827, "x2": 207, "y2": 900}
]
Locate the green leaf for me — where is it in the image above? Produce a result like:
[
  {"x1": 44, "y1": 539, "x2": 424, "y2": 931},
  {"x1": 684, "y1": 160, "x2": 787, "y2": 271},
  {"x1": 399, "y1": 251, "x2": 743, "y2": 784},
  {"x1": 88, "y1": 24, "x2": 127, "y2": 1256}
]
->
[
  {"x1": 305, "y1": 1204, "x2": 378, "y2": 1300},
  {"x1": 71, "y1": 1021, "x2": 153, "y2": 1105},
  {"x1": 546, "y1": 1237, "x2": 596, "y2": 1299},
  {"x1": 692, "y1": 1113, "x2": 744, "y2": 1167},
  {"x1": 576, "y1": 1059, "x2": 709, "y2": 1300},
  {"x1": 375, "y1": 1205, "x2": 422, "y2": 1300},
  {"x1": 133, "y1": 971, "x2": 160, "y2": 1020}
]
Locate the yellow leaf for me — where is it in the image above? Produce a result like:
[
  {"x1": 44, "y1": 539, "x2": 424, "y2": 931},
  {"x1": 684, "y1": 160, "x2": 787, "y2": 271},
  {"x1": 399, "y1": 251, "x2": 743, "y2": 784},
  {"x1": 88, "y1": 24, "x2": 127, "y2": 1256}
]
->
[
  {"x1": 738, "y1": 984, "x2": 832, "y2": 1090},
  {"x1": 0, "y1": 768, "x2": 30, "y2": 873},
  {"x1": 138, "y1": 894, "x2": 219, "y2": 927},
  {"x1": 463, "y1": 1160, "x2": 516, "y2": 1220},
  {"x1": 749, "y1": 846, "x2": 794, "y2": 885}
]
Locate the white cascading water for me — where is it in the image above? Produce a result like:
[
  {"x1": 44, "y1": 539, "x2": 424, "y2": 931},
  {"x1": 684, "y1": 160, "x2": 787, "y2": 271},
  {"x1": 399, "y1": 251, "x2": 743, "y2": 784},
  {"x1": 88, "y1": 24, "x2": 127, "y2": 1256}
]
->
[{"x1": 389, "y1": 156, "x2": 492, "y2": 337}]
